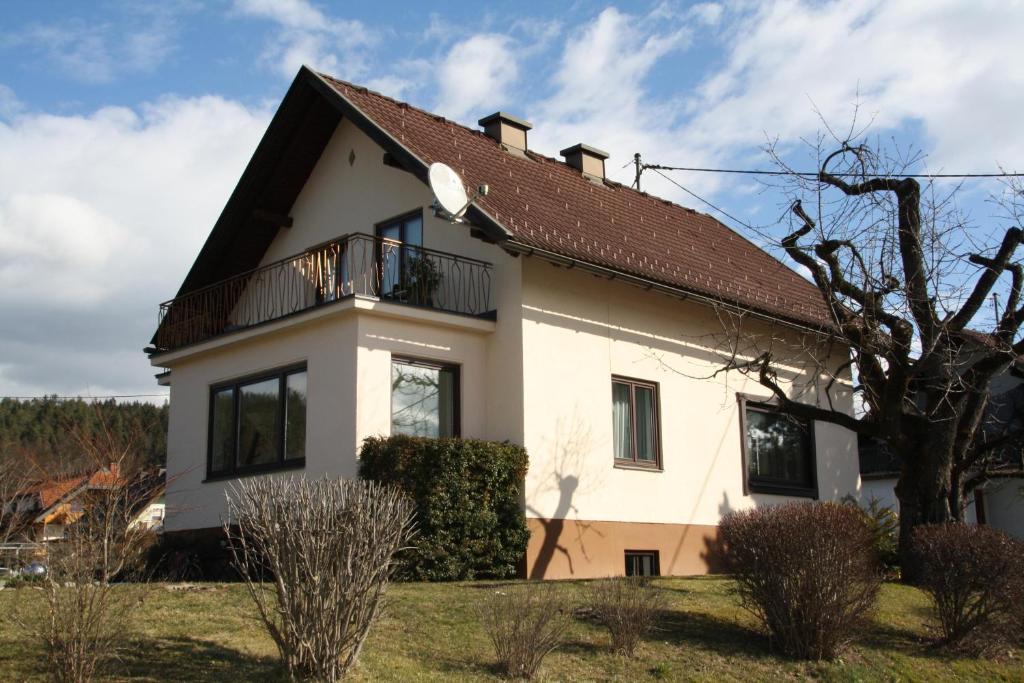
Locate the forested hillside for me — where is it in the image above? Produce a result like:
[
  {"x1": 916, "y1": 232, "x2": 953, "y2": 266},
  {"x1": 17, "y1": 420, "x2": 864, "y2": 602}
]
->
[{"x1": 0, "y1": 398, "x2": 168, "y2": 471}]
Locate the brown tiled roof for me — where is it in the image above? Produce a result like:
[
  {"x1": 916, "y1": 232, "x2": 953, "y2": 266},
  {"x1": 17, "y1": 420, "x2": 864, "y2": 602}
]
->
[{"x1": 320, "y1": 74, "x2": 834, "y2": 329}]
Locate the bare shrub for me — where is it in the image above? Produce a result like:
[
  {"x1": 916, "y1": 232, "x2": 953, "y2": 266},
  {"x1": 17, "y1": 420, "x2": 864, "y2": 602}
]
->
[
  {"x1": 587, "y1": 577, "x2": 664, "y2": 656},
  {"x1": 14, "y1": 415, "x2": 162, "y2": 683},
  {"x1": 720, "y1": 502, "x2": 881, "y2": 660},
  {"x1": 910, "y1": 523, "x2": 1024, "y2": 653},
  {"x1": 224, "y1": 476, "x2": 415, "y2": 682},
  {"x1": 480, "y1": 583, "x2": 571, "y2": 679}
]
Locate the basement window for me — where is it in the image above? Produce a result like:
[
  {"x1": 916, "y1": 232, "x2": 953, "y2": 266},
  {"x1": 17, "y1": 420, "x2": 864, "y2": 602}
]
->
[
  {"x1": 207, "y1": 364, "x2": 307, "y2": 480},
  {"x1": 625, "y1": 550, "x2": 660, "y2": 577}
]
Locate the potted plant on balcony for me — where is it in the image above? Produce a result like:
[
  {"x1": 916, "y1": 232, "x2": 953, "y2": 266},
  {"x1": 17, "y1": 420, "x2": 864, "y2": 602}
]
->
[{"x1": 406, "y1": 255, "x2": 442, "y2": 307}]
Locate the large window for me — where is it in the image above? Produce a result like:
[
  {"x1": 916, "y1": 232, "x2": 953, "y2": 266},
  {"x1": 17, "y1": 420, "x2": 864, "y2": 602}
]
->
[
  {"x1": 376, "y1": 210, "x2": 424, "y2": 298},
  {"x1": 391, "y1": 358, "x2": 459, "y2": 438},
  {"x1": 741, "y1": 398, "x2": 817, "y2": 497},
  {"x1": 207, "y1": 365, "x2": 307, "y2": 479},
  {"x1": 612, "y1": 376, "x2": 661, "y2": 468}
]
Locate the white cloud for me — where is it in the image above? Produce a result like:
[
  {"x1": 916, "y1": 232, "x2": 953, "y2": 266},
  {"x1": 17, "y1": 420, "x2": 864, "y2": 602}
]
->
[
  {"x1": 686, "y1": 1, "x2": 1024, "y2": 174},
  {"x1": 233, "y1": 0, "x2": 376, "y2": 79},
  {"x1": 0, "y1": 93, "x2": 272, "y2": 397},
  {"x1": 3, "y1": 6, "x2": 185, "y2": 84},
  {"x1": 689, "y1": 3, "x2": 723, "y2": 26},
  {"x1": 435, "y1": 34, "x2": 519, "y2": 120}
]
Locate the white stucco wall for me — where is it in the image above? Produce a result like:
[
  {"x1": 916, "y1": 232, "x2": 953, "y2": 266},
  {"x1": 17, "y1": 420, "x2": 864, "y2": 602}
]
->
[
  {"x1": 518, "y1": 257, "x2": 861, "y2": 528},
  {"x1": 860, "y1": 475, "x2": 982, "y2": 525},
  {"x1": 163, "y1": 312, "x2": 359, "y2": 531},
  {"x1": 984, "y1": 477, "x2": 1024, "y2": 538}
]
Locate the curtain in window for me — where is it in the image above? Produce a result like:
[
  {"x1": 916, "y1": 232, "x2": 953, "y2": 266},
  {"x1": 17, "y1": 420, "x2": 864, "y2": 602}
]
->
[
  {"x1": 612, "y1": 382, "x2": 633, "y2": 459},
  {"x1": 634, "y1": 386, "x2": 656, "y2": 461}
]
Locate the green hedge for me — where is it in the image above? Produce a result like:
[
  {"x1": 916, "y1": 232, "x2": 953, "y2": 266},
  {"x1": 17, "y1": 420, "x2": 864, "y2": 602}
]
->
[{"x1": 358, "y1": 435, "x2": 529, "y2": 581}]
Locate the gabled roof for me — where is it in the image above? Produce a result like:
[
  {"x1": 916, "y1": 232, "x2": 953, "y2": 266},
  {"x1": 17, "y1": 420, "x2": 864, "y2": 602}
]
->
[{"x1": 160, "y1": 67, "x2": 834, "y2": 338}]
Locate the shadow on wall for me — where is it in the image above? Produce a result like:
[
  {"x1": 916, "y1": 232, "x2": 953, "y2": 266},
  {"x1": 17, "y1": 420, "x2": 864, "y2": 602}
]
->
[{"x1": 525, "y1": 415, "x2": 604, "y2": 579}]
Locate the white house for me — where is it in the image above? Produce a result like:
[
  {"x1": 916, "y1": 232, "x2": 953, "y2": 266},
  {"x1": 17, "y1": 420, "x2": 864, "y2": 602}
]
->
[{"x1": 148, "y1": 67, "x2": 861, "y2": 579}]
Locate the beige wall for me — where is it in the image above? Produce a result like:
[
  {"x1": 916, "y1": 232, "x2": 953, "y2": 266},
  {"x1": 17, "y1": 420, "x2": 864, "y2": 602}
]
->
[
  {"x1": 984, "y1": 477, "x2": 1024, "y2": 538},
  {"x1": 518, "y1": 257, "x2": 860, "y2": 540},
  {"x1": 163, "y1": 312, "x2": 359, "y2": 531}
]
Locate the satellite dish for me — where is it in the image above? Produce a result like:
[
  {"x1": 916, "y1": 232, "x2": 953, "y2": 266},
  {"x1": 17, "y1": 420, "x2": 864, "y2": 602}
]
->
[{"x1": 428, "y1": 162, "x2": 488, "y2": 223}]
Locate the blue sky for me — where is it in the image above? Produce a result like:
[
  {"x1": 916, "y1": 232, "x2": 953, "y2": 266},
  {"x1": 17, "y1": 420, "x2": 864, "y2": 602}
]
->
[{"x1": 1, "y1": 0, "x2": 1023, "y2": 400}]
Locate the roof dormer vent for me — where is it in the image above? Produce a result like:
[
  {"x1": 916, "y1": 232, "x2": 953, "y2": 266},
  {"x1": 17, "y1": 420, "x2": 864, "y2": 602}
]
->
[
  {"x1": 560, "y1": 143, "x2": 609, "y2": 181},
  {"x1": 479, "y1": 112, "x2": 532, "y2": 153}
]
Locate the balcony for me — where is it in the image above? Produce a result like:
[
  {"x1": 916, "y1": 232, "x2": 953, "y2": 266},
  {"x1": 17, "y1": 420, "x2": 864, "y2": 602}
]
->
[{"x1": 153, "y1": 233, "x2": 494, "y2": 353}]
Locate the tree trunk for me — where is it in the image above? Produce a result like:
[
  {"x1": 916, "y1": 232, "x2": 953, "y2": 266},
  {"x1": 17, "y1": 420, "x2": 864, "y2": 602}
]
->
[{"x1": 894, "y1": 430, "x2": 956, "y2": 582}]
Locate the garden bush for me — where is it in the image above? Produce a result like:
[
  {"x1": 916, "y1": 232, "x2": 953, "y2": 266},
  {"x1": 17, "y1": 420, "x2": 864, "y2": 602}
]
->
[
  {"x1": 480, "y1": 583, "x2": 570, "y2": 679},
  {"x1": 224, "y1": 476, "x2": 415, "y2": 681},
  {"x1": 358, "y1": 435, "x2": 529, "y2": 581},
  {"x1": 587, "y1": 577, "x2": 664, "y2": 656},
  {"x1": 910, "y1": 522, "x2": 1024, "y2": 653},
  {"x1": 719, "y1": 501, "x2": 881, "y2": 660}
]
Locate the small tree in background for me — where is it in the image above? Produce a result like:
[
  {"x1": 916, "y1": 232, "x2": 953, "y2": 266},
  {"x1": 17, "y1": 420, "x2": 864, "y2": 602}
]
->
[
  {"x1": 225, "y1": 477, "x2": 415, "y2": 682},
  {"x1": 14, "y1": 408, "x2": 163, "y2": 683},
  {"x1": 911, "y1": 523, "x2": 1024, "y2": 653},
  {"x1": 720, "y1": 502, "x2": 881, "y2": 660}
]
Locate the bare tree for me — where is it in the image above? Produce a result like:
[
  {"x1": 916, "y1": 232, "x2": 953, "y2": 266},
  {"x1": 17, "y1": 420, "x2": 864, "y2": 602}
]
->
[
  {"x1": 224, "y1": 476, "x2": 415, "y2": 682},
  {"x1": 712, "y1": 128, "x2": 1024, "y2": 572}
]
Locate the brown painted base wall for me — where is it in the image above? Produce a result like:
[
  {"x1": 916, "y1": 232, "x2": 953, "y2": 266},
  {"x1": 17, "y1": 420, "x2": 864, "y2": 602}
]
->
[{"x1": 525, "y1": 518, "x2": 724, "y2": 580}]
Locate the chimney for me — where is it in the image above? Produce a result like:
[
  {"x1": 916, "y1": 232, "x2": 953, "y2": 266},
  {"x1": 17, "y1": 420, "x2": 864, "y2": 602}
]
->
[
  {"x1": 560, "y1": 144, "x2": 609, "y2": 181},
  {"x1": 479, "y1": 112, "x2": 532, "y2": 153}
]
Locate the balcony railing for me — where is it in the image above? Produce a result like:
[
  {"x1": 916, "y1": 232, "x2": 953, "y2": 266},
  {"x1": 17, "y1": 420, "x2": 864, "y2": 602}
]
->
[{"x1": 154, "y1": 233, "x2": 493, "y2": 352}]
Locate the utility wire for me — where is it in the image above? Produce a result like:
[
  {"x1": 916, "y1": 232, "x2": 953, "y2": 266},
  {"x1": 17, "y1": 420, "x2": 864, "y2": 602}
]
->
[
  {"x1": 0, "y1": 394, "x2": 167, "y2": 400},
  {"x1": 642, "y1": 163, "x2": 1024, "y2": 179},
  {"x1": 649, "y1": 168, "x2": 763, "y2": 234}
]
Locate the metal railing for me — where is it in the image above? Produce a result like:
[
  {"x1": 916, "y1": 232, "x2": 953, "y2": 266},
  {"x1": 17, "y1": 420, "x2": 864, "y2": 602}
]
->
[{"x1": 154, "y1": 233, "x2": 493, "y2": 352}]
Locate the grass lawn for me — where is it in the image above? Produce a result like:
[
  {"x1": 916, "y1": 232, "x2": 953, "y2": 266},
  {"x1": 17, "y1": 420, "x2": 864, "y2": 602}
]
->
[{"x1": 0, "y1": 577, "x2": 1021, "y2": 681}]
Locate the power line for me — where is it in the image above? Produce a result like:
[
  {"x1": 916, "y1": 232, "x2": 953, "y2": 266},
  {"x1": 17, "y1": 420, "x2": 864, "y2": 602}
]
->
[
  {"x1": 0, "y1": 394, "x2": 167, "y2": 401},
  {"x1": 648, "y1": 168, "x2": 762, "y2": 234},
  {"x1": 642, "y1": 162, "x2": 1024, "y2": 179}
]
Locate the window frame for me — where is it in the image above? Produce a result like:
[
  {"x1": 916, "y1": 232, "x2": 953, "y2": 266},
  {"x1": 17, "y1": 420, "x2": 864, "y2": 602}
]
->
[
  {"x1": 390, "y1": 356, "x2": 461, "y2": 438},
  {"x1": 624, "y1": 550, "x2": 661, "y2": 577},
  {"x1": 611, "y1": 375, "x2": 662, "y2": 470},
  {"x1": 205, "y1": 363, "x2": 308, "y2": 481},
  {"x1": 375, "y1": 209, "x2": 424, "y2": 297},
  {"x1": 737, "y1": 393, "x2": 818, "y2": 499}
]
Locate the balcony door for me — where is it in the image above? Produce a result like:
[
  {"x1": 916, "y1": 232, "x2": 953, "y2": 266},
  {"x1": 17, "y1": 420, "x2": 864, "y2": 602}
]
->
[{"x1": 375, "y1": 211, "x2": 423, "y2": 299}]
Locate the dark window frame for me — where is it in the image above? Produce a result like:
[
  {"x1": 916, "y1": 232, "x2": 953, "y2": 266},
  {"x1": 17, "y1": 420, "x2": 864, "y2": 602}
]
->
[
  {"x1": 390, "y1": 356, "x2": 461, "y2": 438},
  {"x1": 737, "y1": 393, "x2": 818, "y2": 499},
  {"x1": 375, "y1": 209, "x2": 424, "y2": 297},
  {"x1": 206, "y1": 363, "x2": 307, "y2": 481},
  {"x1": 624, "y1": 550, "x2": 661, "y2": 577},
  {"x1": 611, "y1": 375, "x2": 662, "y2": 470}
]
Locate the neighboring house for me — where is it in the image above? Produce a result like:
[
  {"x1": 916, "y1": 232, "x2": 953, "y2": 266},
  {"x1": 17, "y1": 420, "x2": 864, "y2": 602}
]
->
[
  {"x1": 148, "y1": 67, "x2": 861, "y2": 579},
  {"x1": 5, "y1": 465, "x2": 166, "y2": 543},
  {"x1": 860, "y1": 366, "x2": 1024, "y2": 539}
]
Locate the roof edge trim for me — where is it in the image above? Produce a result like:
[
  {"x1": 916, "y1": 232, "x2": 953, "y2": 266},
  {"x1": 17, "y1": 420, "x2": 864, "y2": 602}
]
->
[{"x1": 504, "y1": 239, "x2": 836, "y2": 337}]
